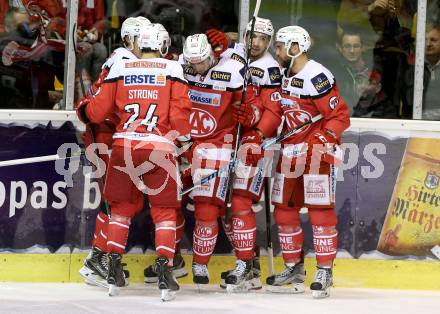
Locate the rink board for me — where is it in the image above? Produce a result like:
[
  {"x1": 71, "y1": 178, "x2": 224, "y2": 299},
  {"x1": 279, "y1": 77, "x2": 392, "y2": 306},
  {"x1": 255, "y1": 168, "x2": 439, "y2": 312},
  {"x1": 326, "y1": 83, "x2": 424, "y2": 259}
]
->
[{"x1": 1, "y1": 253, "x2": 440, "y2": 290}]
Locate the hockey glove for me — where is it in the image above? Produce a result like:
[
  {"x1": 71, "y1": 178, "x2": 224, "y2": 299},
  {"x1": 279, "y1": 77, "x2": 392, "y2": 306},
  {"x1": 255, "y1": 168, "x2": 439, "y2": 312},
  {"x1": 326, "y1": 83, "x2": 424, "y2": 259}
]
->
[
  {"x1": 88, "y1": 67, "x2": 109, "y2": 96},
  {"x1": 76, "y1": 95, "x2": 91, "y2": 124},
  {"x1": 232, "y1": 100, "x2": 261, "y2": 127},
  {"x1": 307, "y1": 129, "x2": 340, "y2": 165},
  {"x1": 239, "y1": 130, "x2": 264, "y2": 167},
  {"x1": 206, "y1": 29, "x2": 229, "y2": 57}
]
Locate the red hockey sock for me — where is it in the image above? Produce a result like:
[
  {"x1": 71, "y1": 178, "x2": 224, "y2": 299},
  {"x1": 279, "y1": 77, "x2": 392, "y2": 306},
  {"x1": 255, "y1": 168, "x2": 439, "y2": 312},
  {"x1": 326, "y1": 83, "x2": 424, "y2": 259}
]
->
[
  {"x1": 312, "y1": 225, "x2": 338, "y2": 267},
  {"x1": 107, "y1": 215, "x2": 130, "y2": 254},
  {"x1": 232, "y1": 211, "x2": 256, "y2": 261},
  {"x1": 155, "y1": 221, "x2": 176, "y2": 263},
  {"x1": 278, "y1": 225, "x2": 303, "y2": 265},
  {"x1": 92, "y1": 211, "x2": 109, "y2": 252},
  {"x1": 193, "y1": 220, "x2": 218, "y2": 265}
]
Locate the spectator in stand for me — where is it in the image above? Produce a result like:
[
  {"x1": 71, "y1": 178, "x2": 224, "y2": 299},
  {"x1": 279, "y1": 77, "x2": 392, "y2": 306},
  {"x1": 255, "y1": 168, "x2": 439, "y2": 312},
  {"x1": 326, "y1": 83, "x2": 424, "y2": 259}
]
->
[
  {"x1": 0, "y1": 7, "x2": 64, "y2": 109},
  {"x1": 332, "y1": 28, "x2": 372, "y2": 114},
  {"x1": 74, "y1": 0, "x2": 107, "y2": 100},
  {"x1": 367, "y1": 0, "x2": 416, "y2": 118},
  {"x1": 423, "y1": 25, "x2": 440, "y2": 120},
  {"x1": 352, "y1": 70, "x2": 396, "y2": 118}
]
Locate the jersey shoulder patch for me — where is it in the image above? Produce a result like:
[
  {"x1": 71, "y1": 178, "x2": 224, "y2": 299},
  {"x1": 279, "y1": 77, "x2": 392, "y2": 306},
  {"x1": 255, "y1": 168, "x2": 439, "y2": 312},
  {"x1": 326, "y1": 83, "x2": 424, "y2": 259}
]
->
[
  {"x1": 311, "y1": 72, "x2": 332, "y2": 93},
  {"x1": 250, "y1": 66, "x2": 265, "y2": 79},
  {"x1": 230, "y1": 52, "x2": 246, "y2": 65},
  {"x1": 267, "y1": 66, "x2": 282, "y2": 85}
]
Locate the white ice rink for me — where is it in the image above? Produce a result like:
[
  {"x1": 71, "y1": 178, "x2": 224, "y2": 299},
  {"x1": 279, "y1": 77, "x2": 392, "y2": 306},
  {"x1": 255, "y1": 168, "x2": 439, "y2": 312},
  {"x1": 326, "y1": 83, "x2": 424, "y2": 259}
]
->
[{"x1": 1, "y1": 283, "x2": 440, "y2": 314}]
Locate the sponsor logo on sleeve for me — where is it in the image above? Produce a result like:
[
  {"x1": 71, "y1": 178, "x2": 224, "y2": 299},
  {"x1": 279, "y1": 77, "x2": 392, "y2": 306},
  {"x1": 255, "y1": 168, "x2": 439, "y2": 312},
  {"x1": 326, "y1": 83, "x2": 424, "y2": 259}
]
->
[
  {"x1": 268, "y1": 67, "x2": 282, "y2": 84},
  {"x1": 189, "y1": 90, "x2": 222, "y2": 107},
  {"x1": 291, "y1": 77, "x2": 304, "y2": 88},
  {"x1": 210, "y1": 70, "x2": 231, "y2": 82},
  {"x1": 124, "y1": 74, "x2": 166, "y2": 86},
  {"x1": 270, "y1": 91, "x2": 282, "y2": 102},
  {"x1": 250, "y1": 67, "x2": 265, "y2": 79},
  {"x1": 231, "y1": 53, "x2": 246, "y2": 65},
  {"x1": 329, "y1": 96, "x2": 339, "y2": 109},
  {"x1": 311, "y1": 72, "x2": 332, "y2": 93}
]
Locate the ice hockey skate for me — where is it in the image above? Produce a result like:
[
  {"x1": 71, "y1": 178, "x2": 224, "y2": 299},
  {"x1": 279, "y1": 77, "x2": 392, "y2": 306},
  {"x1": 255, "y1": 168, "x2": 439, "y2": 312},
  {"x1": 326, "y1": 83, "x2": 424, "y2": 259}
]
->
[
  {"x1": 266, "y1": 263, "x2": 306, "y2": 293},
  {"x1": 107, "y1": 253, "x2": 126, "y2": 296},
  {"x1": 310, "y1": 267, "x2": 333, "y2": 299},
  {"x1": 144, "y1": 253, "x2": 188, "y2": 283},
  {"x1": 79, "y1": 247, "x2": 109, "y2": 288},
  {"x1": 192, "y1": 262, "x2": 209, "y2": 289},
  {"x1": 225, "y1": 259, "x2": 255, "y2": 293},
  {"x1": 79, "y1": 247, "x2": 130, "y2": 289},
  {"x1": 220, "y1": 256, "x2": 262, "y2": 291},
  {"x1": 156, "y1": 257, "x2": 180, "y2": 302}
]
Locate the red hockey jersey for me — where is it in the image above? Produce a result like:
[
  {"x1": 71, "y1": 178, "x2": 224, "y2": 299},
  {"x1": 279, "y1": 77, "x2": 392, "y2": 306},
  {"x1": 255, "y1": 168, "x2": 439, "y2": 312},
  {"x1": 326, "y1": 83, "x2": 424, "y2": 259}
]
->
[
  {"x1": 280, "y1": 60, "x2": 350, "y2": 145},
  {"x1": 183, "y1": 57, "x2": 246, "y2": 144},
  {"x1": 85, "y1": 57, "x2": 192, "y2": 152},
  {"x1": 221, "y1": 43, "x2": 283, "y2": 137}
]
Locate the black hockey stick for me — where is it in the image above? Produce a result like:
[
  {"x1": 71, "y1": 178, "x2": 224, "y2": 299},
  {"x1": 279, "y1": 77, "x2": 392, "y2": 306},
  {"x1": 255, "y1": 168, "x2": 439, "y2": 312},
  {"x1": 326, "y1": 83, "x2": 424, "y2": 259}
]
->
[{"x1": 224, "y1": 0, "x2": 262, "y2": 222}]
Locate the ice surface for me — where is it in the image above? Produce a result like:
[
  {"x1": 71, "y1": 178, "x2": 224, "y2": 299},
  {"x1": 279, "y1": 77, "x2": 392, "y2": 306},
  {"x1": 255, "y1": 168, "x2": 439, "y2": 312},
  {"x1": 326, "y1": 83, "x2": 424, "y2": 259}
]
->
[{"x1": 1, "y1": 283, "x2": 439, "y2": 314}]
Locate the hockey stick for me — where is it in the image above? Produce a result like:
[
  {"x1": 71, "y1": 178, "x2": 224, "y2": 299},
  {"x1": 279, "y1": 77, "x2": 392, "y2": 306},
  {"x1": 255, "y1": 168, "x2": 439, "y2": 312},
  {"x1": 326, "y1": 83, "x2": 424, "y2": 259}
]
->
[
  {"x1": 224, "y1": 0, "x2": 262, "y2": 222},
  {"x1": 261, "y1": 114, "x2": 323, "y2": 150},
  {"x1": 264, "y1": 177, "x2": 274, "y2": 276},
  {"x1": 0, "y1": 151, "x2": 82, "y2": 168},
  {"x1": 182, "y1": 113, "x2": 322, "y2": 195}
]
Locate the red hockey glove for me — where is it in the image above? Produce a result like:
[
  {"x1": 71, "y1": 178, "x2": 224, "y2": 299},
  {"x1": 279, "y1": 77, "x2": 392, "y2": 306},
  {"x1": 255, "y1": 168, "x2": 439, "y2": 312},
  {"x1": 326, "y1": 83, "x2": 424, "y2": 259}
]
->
[
  {"x1": 206, "y1": 29, "x2": 229, "y2": 57},
  {"x1": 88, "y1": 67, "x2": 109, "y2": 96},
  {"x1": 307, "y1": 129, "x2": 339, "y2": 164},
  {"x1": 232, "y1": 100, "x2": 261, "y2": 127},
  {"x1": 76, "y1": 95, "x2": 91, "y2": 123},
  {"x1": 239, "y1": 130, "x2": 264, "y2": 167}
]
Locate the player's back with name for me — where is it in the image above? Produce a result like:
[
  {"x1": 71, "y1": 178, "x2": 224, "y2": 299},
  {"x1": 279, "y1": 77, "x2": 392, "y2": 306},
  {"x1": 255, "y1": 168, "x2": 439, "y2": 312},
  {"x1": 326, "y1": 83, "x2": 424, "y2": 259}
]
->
[{"x1": 102, "y1": 57, "x2": 188, "y2": 141}]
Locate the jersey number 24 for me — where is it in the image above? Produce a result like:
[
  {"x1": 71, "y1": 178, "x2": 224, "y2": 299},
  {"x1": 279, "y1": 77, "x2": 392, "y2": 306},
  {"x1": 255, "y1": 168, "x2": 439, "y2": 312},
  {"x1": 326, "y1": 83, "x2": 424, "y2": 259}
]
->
[{"x1": 123, "y1": 103, "x2": 158, "y2": 131}]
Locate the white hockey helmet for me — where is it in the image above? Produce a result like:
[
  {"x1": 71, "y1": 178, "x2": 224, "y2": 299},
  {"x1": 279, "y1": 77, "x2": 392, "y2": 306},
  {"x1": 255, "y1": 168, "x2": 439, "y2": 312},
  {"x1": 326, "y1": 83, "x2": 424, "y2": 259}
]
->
[
  {"x1": 136, "y1": 16, "x2": 151, "y2": 26},
  {"x1": 183, "y1": 34, "x2": 214, "y2": 65},
  {"x1": 275, "y1": 25, "x2": 311, "y2": 58},
  {"x1": 137, "y1": 23, "x2": 171, "y2": 57},
  {"x1": 120, "y1": 17, "x2": 142, "y2": 43},
  {"x1": 246, "y1": 17, "x2": 274, "y2": 38}
]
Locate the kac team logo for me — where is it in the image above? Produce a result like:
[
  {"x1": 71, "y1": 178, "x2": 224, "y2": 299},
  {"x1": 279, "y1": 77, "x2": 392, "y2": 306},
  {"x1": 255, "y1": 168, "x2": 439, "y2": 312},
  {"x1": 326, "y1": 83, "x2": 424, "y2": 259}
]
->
[
  {"x1": 190, "y1": 108, "x2": 217, "y2": 137},
  {"x1": 284, "y1": 109, "x2": 312, "y2": 132}
]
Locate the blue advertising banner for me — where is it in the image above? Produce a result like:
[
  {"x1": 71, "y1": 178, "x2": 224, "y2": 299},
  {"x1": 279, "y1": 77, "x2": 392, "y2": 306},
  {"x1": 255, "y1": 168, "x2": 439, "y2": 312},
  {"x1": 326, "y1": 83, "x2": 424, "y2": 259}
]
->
[{"x1": 2, "y1": 121, "x2": 438, "y2": 260}]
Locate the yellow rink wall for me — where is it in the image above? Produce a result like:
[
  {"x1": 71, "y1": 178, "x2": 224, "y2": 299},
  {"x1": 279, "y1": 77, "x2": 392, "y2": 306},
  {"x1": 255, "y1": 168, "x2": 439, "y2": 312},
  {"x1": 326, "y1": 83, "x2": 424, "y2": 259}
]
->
[{"x1": 1, "y1": 254, "x2": 440, "y2": 290}]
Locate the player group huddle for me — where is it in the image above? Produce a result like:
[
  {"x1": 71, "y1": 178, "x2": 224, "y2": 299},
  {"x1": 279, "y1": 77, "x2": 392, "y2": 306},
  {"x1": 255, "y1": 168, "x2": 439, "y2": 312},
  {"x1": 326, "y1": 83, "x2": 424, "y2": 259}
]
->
[{"x1": 76, "y1": 14, "x2": 350, "y2": 302}]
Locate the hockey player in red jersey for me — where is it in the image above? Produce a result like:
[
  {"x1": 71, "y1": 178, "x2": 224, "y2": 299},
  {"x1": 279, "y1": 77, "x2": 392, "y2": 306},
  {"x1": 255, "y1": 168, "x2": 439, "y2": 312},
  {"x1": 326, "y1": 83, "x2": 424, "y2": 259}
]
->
[
  {"x1": 78, "y1": 16, "x2": 150, "y2": 289},
  {"x1": 77, "y1": 23, "x2": 192, "y2": 300},
  {"x1": 207, "y1": 18, "x2": 283, "y2": 292},
  {"x1": 266, "y1": 26, "x2": 350, "y2": 299},
  {"x1": 182, "y1": 33, "x2": 261, "y2": 286}
]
